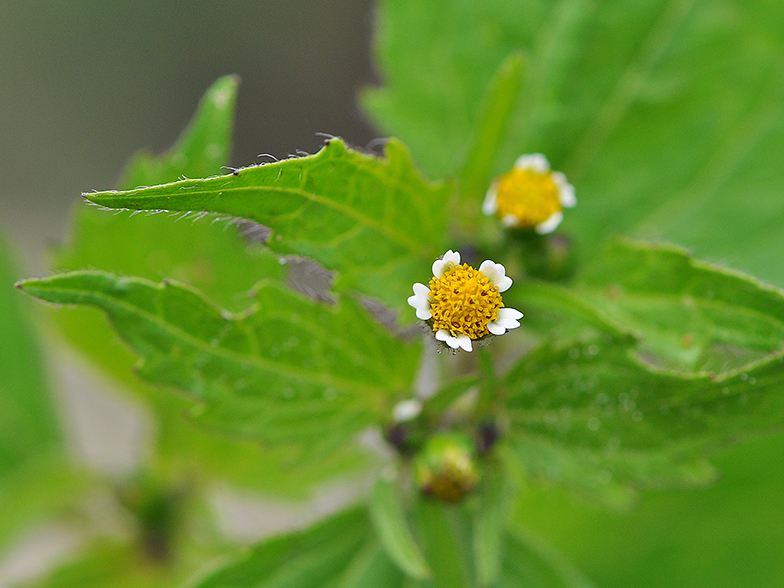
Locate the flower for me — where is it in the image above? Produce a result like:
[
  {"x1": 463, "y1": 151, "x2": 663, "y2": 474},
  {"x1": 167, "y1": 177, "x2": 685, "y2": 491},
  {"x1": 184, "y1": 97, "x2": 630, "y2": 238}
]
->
[
  {"x1": 483, "y1": 153, "x2": 575, "y2": 234},
  {"x1": 407, "y1": 250, "x2": 523, "y2": 352},
  {"x1": 392, "y1": 399, "x2": 423, "y2": 422}
]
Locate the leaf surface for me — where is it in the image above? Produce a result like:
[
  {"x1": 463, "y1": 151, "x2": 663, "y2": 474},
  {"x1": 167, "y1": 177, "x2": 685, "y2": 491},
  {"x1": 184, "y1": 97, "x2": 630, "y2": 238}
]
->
[
  {"x1": 18, "y1": 271, "x2": 418, "y2": 460},
  {"x1": 187, "y1": 507, "x2": 407, "y2": 588},
  {"x1": 514, "y1": 239, "x2": 784, "y2": 376},
  {"x1": 366, "y1": 0, "x2": 784, "y2": 285},
  {"x1": 0, "y1": 235, "x2": 87, "y2": 551},
  {"x1": 575, "y1": 239, "x2": 784, "y2": 375},
  {"x1": 501, "y1": 528, "x2": 597, "y2": 588},
  {"x1": 51, "y1": 76, "x2": 372, "y2": 492},
  {"x1": 369, "y1": 475, "x2": 431, "y2": 580},
  {"x1": 502, "y1": 325, "x2": 784, "y2": 506},
  {"x1": 83, "y1": 138, "x2": 451, "y2": 315}
]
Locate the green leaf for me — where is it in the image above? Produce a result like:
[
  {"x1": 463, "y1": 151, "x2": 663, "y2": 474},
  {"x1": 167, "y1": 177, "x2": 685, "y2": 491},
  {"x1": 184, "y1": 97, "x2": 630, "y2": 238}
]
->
[
  {"x1": 82, "y1": 138, "x2": 451, "y2": 315},
  {"x1": 54, "y1": 74, "x2": 260, "y2": 314},
  {"x1": 473, "y1": 462, "x2": 515, "y2": 587},
  {"x1": 0, "y1": 236, "x2": 60, "y2": 478},
  {"x1": 501, "y1": 528, "x2": 597, "y2": 588},
  {"x1": 575, "y1": 239, "x2": 784, "y2": 375},
  {"x1": 503, "y1": 325, "x2": 784, "y2": 506},
  {"x1": 365, "y1": 0, "x2": 784, "y2": 286},
  {"x1": 117, "y1": 74, "x2": 239, "y2": 190},
  {"x1": 369, "y1": 474, "x2": 431, "y2": 580},
  {"x1": 412, "y1": 500, "x2": 472, "y2": 588},
  {"x1": 458, "y1": 51, "x2": 525, "y2": 210},
  {"x1": 0, "y1": 235, "x2": 87, "y2": 551},
  {"x1": 19, "y1": 516, "x2": 233, "y2": 588},
  {"x1": 51, "y1": 76, "x2": 367, "y2": 493},
  {"x1": 17, "y1": 270, "x2": 418, "y2": 459},
  {"x1": 186, "y1": 507, "x2": 406, "y2": 588},
  {"x1": 516, "y1": 430, "x2": 784, "y2": 588}
]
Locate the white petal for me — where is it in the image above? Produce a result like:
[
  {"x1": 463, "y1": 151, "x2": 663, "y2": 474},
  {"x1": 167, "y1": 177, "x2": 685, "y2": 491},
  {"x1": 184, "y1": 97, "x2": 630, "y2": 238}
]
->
[
  {"x1": 407, "y1": 283, "x2": 432, "y2": 320},
  {"x1": 487, "y1": 321, "x2": 506, "y2": 335},
  {"x1": 435, "y1": 329, "x2": 473, "y2": 352},
  {"x1": 432, "y1": 250, "x2": 461, "y2": 278},
  {"x1": 435, "y1": 329, "x2": 450, "y2": 341},
  {"x1": 497, "y1": 307, "x2": 524, "y2": 325},
  {"x1": 552, "y1": 172, "x2": 576, "y2": 208},
  {"x1": 478, "y1": 260, "x2": 512, "y2": 293},
  {"x1": 488, "y1": 307, "x2": 524, "y2": 334},
  {"x1": 393, "y1": 399, "x2": 422, "y2": 422},
  {"x1": 535, "y1": 210, "x2": 564, "y2": 234},
  {"x1": 456, "y1": 334, "x2": 473, "y2": 352},
  {"x1": 501, "y1": 214, "x2": 520, "y2": 228},
  {"x1": 514, "y1": 153, "x2": 550, "y2": 173},
  {"x1": 482, "y1": 184, "x2": 498, "y2": 215}
]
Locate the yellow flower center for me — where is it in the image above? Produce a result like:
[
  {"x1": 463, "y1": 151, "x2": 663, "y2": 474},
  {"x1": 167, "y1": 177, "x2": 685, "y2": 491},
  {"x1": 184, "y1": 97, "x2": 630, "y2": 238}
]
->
[
  {"x1": 428, "y1": 264, "x2": 503, "y2": 339},
  {"x1": 495, "y1": 168, "x2": 561, "y2": 227}
]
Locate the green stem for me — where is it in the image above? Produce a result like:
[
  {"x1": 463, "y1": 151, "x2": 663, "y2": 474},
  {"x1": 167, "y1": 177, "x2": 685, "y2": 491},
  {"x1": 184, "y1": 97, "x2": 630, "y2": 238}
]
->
[{"x1": 475, "y1": 346, "x2": 498, "y2": 419}]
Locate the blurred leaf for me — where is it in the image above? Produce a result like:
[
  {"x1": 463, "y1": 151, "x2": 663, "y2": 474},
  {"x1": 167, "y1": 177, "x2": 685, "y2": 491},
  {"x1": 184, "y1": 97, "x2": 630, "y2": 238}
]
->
[
  {"x1": 473, "y1": 462, "x2": 515, "y2": 587},
  {"x1": 369, "y1": 475, "x2": 431, "y2": 580},
  {"x1": 458, "y1": 51, "x2": 525, "y2": 209},
  {"x1": 0, "y1": 235, "x2": 86, "y2": 551},
  {"x1": 365, "y1": 0, "x2": 784, "y2": 285},
  {"x1": 501, "y1": 528, "x2": 597, "y2": 588},
  {"x1": 575, "y1": 239, "x2": 784, "y2": 375},
  {"x1": 82, "y1": 138, "x2": 452, "y2": 316},
  {"x1": 516, "y1": 430, "x2": 784, "y2": 588},
  {"x1": 21, "y1": 533, "x2": 225, "y2": 588},
  {"x1": 55, "y1": 74, "x2": 267, "y2": 315},
  {"x1": 412, "y1": 500, "x2": 472, "y2": 588},
  {"x1": 503, "y1": 321, "x2": 784, "y2": 506},
  {"x1": 17, "y1": 271, "x2": 418, "y2": 460},
  {"x1": 187, "y1": 507, "x2": 406, "y2": 588},
  {"x1": 117, "y1": 75, "x2": 239, "y2": 189},
  {"x1": 0, "y1": 236, "x2": 60, "y2": 479}
]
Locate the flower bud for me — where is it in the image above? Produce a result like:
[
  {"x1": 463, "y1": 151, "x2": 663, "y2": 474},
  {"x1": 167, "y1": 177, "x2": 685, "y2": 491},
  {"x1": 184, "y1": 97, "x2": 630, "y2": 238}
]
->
[{"x1": 415, "y1": 432, "x2": 480, "y2": 503}]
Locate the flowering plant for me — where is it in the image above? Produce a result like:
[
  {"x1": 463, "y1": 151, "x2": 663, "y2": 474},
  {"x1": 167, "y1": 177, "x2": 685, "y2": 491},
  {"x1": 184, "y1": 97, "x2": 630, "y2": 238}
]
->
[{"x1": 9, "y1": 1, "x2": 784, "y2": 587}]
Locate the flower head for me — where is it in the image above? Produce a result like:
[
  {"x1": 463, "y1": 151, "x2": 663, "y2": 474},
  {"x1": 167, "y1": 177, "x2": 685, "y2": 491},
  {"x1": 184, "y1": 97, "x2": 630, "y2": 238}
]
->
[
  {"x1": 407, "y1": 250, "x2": 523, "y2": 352},
  {"x1": 483, "y1": 154, "x2": 575, "y2": 234}
]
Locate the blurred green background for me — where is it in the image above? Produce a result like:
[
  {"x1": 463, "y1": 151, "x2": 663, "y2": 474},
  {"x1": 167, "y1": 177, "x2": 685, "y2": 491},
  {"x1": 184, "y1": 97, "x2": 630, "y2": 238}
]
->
[{"x1": 2, "y1": 2, "x2": 784, "y2": 588}]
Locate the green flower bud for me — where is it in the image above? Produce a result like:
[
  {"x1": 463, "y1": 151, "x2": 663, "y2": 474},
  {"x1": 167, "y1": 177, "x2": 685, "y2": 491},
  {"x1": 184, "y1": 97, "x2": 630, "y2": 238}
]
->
[{"x1": 415, "y1": 432, "x2": 480, "y2": 503}]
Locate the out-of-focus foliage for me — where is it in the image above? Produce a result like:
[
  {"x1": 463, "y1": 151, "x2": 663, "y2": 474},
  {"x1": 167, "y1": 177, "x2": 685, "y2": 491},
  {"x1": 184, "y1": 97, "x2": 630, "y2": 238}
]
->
[
  {"x1": 365, "y1": 0, "x2": 784, "y2": 287},
  {"x1": 11, "y1": 0, "x2": 784, "y2": 587},
  {"x1": 0, "y1": 235, "x2": 88, "y2": 554}
]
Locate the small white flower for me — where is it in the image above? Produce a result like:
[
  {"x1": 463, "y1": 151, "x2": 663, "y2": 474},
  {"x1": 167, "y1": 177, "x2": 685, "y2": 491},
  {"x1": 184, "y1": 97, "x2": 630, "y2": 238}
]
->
[
  {"x1": 407, "y1": 251, "x2": 523, "y2": 352},
  {"x1": 393, "y1": 398, "x2": 423, "y2": 422},
  {"x1": 483, "y1": 153, "x2": 575, "y2": 234}
]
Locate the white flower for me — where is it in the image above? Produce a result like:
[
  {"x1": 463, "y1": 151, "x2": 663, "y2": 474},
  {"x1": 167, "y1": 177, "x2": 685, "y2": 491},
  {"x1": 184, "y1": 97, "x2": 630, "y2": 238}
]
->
[
  {"x1": 407, "y1": 251, "x2": 523, "y2": 352},
  {"x1": 483, "y1": 153, "x2": 575, "y2": 234},
  {"x1": 393, "y1": 399, "x2": 423, "y2": 422}
]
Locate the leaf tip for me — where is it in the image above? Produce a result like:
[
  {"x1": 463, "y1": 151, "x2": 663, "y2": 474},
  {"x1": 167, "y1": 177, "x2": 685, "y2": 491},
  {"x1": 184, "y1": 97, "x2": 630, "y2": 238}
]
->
[{"x1": 208, "y1": 74, "x2": 241, "y2": 108}]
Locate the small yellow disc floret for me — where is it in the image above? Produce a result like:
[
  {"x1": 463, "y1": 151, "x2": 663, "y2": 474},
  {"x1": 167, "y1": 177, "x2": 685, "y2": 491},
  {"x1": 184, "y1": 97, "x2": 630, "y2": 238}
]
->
[
  {"x1": 428, "y1": 264, "x2": 503, "y2": 339},
  {"x1": 495, "y1": 168, "x2": 561, "y2": 227}
]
